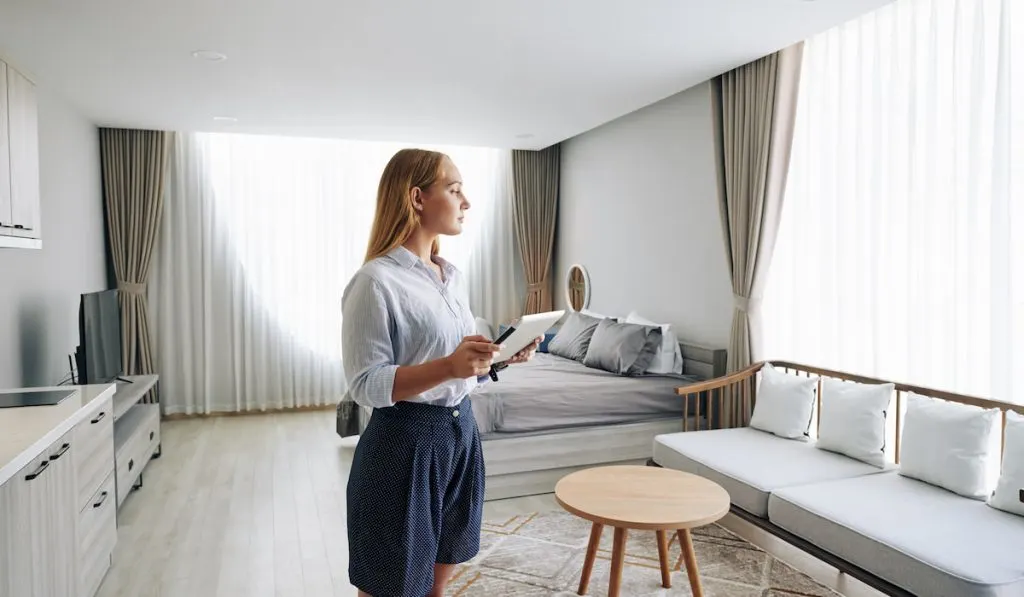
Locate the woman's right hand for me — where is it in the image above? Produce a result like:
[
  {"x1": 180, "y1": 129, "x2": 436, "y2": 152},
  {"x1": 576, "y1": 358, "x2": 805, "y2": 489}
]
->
[{"x1": 446, "y1": 335, "x2": 502, "y2": 378}]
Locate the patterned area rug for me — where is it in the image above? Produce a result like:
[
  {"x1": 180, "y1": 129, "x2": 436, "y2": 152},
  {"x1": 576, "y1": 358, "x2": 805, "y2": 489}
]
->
[{"x1": 447, "y1": 510, "x2": 842, "y2": 596}]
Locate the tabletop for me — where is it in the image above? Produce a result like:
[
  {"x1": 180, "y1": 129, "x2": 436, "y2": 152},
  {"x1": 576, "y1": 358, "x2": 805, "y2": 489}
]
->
[{"x1": 554, "y1": 465, "x2": 731, "y2": 530}]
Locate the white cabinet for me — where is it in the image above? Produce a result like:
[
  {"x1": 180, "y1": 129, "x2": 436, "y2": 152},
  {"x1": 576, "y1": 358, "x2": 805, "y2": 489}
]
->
[
  {"x1": 48, "y1": 435, "x2": 79, "y2": 597},
  {"x1": 0, "y1": 57, "x2": 41, "y2": 250},
  {"x1": 0, "y1": 431, "x2": 78, "y2": 597},
  {"x1": 73, "y1": 396, "x2": 117, "y2": 597},
  {"x1": 0, "y1": 384, "x2": 130, "y2": 597}
]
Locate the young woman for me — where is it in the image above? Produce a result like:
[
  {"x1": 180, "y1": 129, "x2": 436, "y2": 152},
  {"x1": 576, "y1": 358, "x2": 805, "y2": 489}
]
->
[{"x1": 341, "y1": 148, "x2": 540, "y2": 597}]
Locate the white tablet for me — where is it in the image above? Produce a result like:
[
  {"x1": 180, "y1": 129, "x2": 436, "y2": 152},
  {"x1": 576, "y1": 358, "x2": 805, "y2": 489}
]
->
[{"x1": 492, "y1": 310, "x2": 565, "y2": 364}]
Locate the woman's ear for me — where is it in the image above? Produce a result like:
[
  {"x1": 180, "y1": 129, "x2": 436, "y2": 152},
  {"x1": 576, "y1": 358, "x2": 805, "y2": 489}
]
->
[{"x1": 410, "y1": 187, "x2": 424, "y2": 212}]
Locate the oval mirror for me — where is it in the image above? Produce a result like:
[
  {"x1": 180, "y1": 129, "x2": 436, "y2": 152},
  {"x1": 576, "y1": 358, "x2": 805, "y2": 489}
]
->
[{"x1": 565, "y1": 265, "x2": 591, "y2": 312}]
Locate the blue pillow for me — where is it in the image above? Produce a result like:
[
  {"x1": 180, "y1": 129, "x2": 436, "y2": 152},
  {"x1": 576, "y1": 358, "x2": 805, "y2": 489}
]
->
[{"x1": 498, "y1": 324, "x2": 557, "y2": 353}]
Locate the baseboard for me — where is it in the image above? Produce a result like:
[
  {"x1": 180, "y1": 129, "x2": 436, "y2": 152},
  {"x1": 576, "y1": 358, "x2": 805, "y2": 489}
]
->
[{"x1": 164, "y1": 404, "x2": 336, "y2": 420}]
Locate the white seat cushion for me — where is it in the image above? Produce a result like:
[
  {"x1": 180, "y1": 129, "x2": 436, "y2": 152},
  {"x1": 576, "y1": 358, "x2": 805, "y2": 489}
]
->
[
  {"x1": 652, "y1": 427, "x2": 890, "y2": 517},
  {"x1": 769, "y1": 472, "x2": 1024, "y2": 597}
]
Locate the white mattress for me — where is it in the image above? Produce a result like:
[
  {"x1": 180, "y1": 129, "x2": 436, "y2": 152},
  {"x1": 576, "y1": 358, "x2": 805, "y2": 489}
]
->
[{"x1": 469, "y1": 352, "x2": 697, "y2": 434}]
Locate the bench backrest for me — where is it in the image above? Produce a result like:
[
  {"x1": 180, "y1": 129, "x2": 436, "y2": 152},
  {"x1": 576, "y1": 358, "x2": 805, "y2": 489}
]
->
[{"x1": 767, "y1": 360, "x2": 1020, "y2": 464}]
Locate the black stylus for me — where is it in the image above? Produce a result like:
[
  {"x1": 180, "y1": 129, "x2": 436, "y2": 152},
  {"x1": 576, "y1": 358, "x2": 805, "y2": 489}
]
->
[{"x1": 488, "y1": 325, "x2": 517, "y2": 382}]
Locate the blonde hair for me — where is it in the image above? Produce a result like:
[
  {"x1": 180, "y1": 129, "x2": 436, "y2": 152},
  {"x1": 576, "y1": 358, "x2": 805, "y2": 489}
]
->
[{"x1": 364, "y1": 148, "x2": 446, "y2": 263}]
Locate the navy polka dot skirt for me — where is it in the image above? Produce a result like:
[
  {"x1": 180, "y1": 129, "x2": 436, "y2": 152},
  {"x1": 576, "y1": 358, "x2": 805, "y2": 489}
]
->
[{"x1": 347, "y1": 397, "x2": 485, "y2": 597}]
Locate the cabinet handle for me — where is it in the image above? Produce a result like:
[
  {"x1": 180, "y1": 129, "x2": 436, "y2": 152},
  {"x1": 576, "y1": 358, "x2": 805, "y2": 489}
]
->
[
  {"x1": 25, "y1": 459, "x2": 49, "y2": 480},
  {"x1": 93, "y1": 491, "x2": 109, "y2": 509},
  {"x1": 50, "y1": 442, "x2": 71, "y2": 460},
  {"x1": 91, "y1": 411, "x2": 106, "y2": 424},
  {"x1": 149, "y1": 431, "x2": 154, "y2": 441},
  {"x1": 128, "y1": 458, "x2": 134, "y2": 471}
]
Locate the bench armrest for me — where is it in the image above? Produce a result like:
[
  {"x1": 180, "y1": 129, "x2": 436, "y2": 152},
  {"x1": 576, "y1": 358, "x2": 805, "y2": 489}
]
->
[{"x1": 674, "y1": 362, "x2": 764, "y2": 431}]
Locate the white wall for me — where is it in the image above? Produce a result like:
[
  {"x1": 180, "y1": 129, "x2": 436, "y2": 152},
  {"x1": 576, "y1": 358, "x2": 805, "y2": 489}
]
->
[
  {"x1": 0, "y1": 84, "x2": 107, "y2": 387},
  {"x1": 555, "y1": 81, "x2": 734, "y2": 349}
]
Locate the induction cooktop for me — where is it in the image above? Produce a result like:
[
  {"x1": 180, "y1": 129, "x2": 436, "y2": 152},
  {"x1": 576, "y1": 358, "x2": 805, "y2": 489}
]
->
[{"x1": 0, "y1": 389, "x2": 75, "y2": 409}]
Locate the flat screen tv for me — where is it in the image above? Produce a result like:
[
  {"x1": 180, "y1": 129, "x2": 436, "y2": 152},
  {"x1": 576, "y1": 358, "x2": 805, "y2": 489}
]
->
[{"x1": 76, "y1": 289, "x2": 124, "y2": 384}]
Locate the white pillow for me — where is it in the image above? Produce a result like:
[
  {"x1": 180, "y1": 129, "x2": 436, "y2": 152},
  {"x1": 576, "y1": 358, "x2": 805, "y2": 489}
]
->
[
  {"x1": 816, "y1": 378, "x2": 893, "y2": 467},
  {"x1": 749, "y1": 363, "x2": 818, "y2": 440},
  {"x1": 988, "y1": 410, "x2": 1024, "y2": 517},
  {"x1": 898, "y1": 393, "x2": 1001, "y2": 499},
  {"x1": 624, "y1": 311, "x2": 683, "y2": 374}
]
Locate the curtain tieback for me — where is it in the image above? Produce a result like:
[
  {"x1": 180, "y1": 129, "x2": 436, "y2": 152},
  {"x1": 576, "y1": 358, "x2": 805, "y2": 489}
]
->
[
  {"x1": 734, "y1": 294, "x2": 760, "y2": 313},
  {"x1": 118, "y1": 281, "x2": 146, "y2": 295},
  {"x1": 527, "y1": 282, "x2": 544, "y2": 291}
]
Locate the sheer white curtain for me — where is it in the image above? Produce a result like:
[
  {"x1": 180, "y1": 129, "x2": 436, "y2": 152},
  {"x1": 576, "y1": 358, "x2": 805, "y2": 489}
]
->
[
  {"x1": 763, "y1": 0, "x2": 1023, "y2": 404},
  {"x1": 150, "y1": 132, "x2": 518, "y2": 415}
]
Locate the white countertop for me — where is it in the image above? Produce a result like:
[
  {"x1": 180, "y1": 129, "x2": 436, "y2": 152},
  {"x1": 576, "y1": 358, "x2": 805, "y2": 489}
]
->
[{"x1": 0, "y1": 383, "x2": 116, "y2": 486}]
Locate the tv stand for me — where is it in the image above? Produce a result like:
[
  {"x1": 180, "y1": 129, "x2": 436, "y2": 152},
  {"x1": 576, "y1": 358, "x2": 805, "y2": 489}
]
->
[{"x1": 110, "y1": 374, "x2": 161, "y2": 509}]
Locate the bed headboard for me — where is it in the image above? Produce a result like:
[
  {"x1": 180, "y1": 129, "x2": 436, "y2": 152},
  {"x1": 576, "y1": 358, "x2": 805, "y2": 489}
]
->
[{"x1": 679, "y1": 342, "x2": 727, "y2": 380}]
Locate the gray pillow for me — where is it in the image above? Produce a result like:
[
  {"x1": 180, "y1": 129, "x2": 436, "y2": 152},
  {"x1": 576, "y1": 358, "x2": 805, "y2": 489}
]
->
[
  {"x1": 547, "y1": 312, "x2": 602, "y2": 361},
  {"x1": 583, "y1": 319, "x2": 664, "y2": 376}
]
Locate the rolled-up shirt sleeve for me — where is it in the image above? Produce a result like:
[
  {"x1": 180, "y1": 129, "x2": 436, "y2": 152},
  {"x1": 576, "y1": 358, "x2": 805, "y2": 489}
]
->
[{"x1": 342, "y1": 273, "x2": 398, "y2": 409}]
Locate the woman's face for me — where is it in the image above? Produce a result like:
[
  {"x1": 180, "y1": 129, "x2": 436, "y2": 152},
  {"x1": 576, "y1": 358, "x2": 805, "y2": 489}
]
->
[{"x1": 413, "y1": 156, "x2": 470, "y2": 236}]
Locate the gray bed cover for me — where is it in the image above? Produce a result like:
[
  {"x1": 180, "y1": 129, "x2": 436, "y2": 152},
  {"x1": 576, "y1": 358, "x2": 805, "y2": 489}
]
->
[{"x1": 469, "y1": 352, "x2": 697, "y2": 435}]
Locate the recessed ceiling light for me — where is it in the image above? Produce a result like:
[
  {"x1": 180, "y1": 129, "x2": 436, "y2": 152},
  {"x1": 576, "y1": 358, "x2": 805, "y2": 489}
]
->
[
  {"x1": 192, "y1": 50, "x2": 227, "y2": 62},
  {"x1": 213, "y1": 116, "x2": 238, "y2": 123}
]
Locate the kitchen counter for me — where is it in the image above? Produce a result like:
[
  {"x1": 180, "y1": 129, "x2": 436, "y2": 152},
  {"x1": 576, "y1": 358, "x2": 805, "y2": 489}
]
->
[{"x1": 0, "y1": 383, "x2": 116, "y2": 486}]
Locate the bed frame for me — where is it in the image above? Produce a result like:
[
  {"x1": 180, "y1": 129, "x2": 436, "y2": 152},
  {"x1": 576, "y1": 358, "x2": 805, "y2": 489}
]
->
[{"x1": 480, "y1": 342, "x2": 726, "y2": 501}]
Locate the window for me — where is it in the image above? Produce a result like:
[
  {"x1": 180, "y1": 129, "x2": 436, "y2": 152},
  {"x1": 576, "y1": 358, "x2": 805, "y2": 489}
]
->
[
  {"x1": 762, "y1": 0, "x2": 1023, "y2": 404},
  {"x1": 151, "y1": 132, "x2": 515, "y2": 413}
]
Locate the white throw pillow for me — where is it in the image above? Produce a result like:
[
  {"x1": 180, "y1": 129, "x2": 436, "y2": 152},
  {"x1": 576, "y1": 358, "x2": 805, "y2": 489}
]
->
[
  {"x1": 816, "y1": 377, "x2": 893, "y2": 467},
  {"x1": 749, "y1": 363, "x2": 818, "y2": 440},
  {"x1": 624, "y1": 311, "x2": 683, "y2": 374},
  {"x1": 898, "y1": 393, "x2": 1002, "y2": 499},
  {"x1": 988, "y1": 410, "x2": 1024, "y2": 517}
]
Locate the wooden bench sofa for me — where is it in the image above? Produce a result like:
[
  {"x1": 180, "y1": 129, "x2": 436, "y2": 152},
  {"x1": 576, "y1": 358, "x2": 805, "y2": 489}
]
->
[{"x1": 652, "y1": 361, "x2": 1024, "y2": 597}]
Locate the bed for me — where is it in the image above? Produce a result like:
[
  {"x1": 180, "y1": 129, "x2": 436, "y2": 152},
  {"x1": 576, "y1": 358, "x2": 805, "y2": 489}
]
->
[
  {"x1": 473, "y1": 352, "x2": 699, "y2": 436},
  {"x1": 335, "y1": 307, "x2": 727, "y2": 501},
  {"x1": 473, "y1": 340, "x2": 726, "y2": 500}
]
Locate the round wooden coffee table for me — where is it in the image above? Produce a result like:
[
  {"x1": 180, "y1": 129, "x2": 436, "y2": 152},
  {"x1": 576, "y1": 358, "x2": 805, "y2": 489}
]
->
[{"x1": 554, "y1": 465, "x2": 730, "y2": 597}]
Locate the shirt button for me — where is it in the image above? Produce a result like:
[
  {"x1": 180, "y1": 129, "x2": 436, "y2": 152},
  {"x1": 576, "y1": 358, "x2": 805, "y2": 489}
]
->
[{"x1": 453, "y1": 410, "x2": 460, "y2": 418}]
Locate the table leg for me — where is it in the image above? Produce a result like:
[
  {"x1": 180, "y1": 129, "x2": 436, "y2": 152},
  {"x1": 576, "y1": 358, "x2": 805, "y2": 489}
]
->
[
  {"x1": 577, "y1": 522, "x2": 603, "y2": 595},
  {"x1": 656, "y1": 530, "x2": 671, "y2": 588},
  {"x1": 608, "y1": 527, "x2": 627, "y2": 597},
  {"x1": 676, "y1": 529, "x2": 703, "y2": 597}
]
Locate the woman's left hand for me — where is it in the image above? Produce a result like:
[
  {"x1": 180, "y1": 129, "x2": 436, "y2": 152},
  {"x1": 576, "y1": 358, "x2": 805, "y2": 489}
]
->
[{"x1": 506, "y1": 336, "x2": 543, "y2": 365}]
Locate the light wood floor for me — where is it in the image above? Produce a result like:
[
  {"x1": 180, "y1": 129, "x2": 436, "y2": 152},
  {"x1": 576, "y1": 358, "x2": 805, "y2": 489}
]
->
[{"x1": 97, "y1": 410, "x2": 885, "y2": 597}]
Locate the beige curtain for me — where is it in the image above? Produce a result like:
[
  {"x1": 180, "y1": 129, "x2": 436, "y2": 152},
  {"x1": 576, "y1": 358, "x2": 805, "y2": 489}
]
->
[
  {"x1": 99, "y1": 128, "x2": 172, "y2": 402},
  {"x1": 713, "y1": 43, "x2": 804, "y2": 424},
  {"x1": 511, "y1": 144, "x2": 560, "y2": 314}
]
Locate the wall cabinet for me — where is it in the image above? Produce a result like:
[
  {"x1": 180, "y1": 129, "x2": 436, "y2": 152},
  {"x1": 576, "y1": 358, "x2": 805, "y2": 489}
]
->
[
  {"x1": 0, "y1": 61, "x2": 11, "y2": 234},
  {"x1": 0, "y1": 57, "x2": 41, "y2": 249},
  {"x1": 0, "y1": 432, "x2": 78, "y2": 597}
]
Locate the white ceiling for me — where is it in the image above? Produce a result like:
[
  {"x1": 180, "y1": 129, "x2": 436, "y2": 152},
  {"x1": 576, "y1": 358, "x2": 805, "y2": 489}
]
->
[{"x1": 0, "y1": 0, "x2": 891, "y2": 149}]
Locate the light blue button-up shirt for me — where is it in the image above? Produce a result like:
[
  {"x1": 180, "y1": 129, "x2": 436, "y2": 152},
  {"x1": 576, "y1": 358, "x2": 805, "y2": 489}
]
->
[{"x1": 341, "y1": 245, "x2": 480, "y2": 409}]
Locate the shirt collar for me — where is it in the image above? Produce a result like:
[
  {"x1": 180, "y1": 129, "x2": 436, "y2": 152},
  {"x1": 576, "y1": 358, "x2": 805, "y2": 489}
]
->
[
  {"x1": 387, "y1": 245, "x2": 419, "y2": 269},
  {"x1": 387, "y1": 245, "x2": 457, "y2": 279}
]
